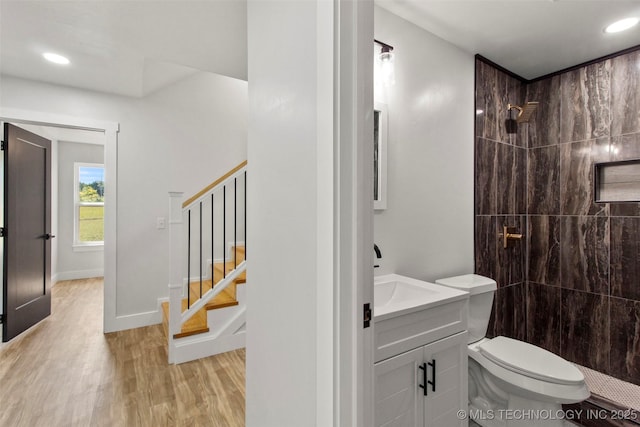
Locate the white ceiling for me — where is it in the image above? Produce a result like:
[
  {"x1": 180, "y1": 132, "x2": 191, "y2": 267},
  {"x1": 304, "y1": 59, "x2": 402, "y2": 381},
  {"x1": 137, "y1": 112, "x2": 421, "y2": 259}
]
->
[
  {"x1": 1, "y1": 1, "x2": 639, "y2": 97},
  {"x1": 376, "y1": 0, "x2": 640, "y2": 80},
  {"x1": 0, "y1": 1, "x2": 247, "y2": 97}
]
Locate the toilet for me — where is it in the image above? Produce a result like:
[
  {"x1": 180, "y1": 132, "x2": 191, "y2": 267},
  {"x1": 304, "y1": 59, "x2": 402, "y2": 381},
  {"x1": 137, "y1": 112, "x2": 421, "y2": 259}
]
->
[{"x1": 435, "y1": 274, "x2": 590, "y2": 427}]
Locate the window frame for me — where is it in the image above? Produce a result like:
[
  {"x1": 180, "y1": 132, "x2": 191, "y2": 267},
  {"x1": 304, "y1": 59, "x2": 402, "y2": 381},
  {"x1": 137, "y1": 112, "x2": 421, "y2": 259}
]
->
[{"x1": 73, "y1": 162, "x2": 105, "y2": 250}]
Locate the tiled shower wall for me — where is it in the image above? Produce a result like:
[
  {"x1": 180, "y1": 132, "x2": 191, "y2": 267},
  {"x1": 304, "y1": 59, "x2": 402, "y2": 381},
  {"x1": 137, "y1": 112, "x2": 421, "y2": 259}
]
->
[
  {"x1": 475, "y1": 60, "x2": 527, "y2": 340},
  {"x1": 475, "y1": 49, "x2": 640, "y2": 386}
]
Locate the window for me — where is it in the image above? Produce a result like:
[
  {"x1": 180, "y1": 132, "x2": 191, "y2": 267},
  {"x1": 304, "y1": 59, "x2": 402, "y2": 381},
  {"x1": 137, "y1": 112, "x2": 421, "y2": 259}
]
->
[{"x1": 74, "y1": 163, "x2": 104, "y2": 247}]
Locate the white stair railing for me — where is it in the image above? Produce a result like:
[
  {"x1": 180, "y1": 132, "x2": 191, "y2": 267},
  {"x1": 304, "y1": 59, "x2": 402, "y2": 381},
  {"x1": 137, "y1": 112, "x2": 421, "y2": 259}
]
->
[{"x1": 167, "y1": 161, "x2": 247, "y2": 360}]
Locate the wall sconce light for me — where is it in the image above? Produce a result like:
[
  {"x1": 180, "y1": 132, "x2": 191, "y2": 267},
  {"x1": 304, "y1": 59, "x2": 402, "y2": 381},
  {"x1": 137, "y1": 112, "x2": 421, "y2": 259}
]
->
[{"x1": 375, "y1": 39, "x2": 395, "y2": 86}]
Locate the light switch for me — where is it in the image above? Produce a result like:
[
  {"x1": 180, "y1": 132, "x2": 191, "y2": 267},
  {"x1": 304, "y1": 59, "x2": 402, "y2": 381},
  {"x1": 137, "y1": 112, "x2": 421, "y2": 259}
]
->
[{"x1": 157, "y1": 217, "x2": 166, "y2": 229}]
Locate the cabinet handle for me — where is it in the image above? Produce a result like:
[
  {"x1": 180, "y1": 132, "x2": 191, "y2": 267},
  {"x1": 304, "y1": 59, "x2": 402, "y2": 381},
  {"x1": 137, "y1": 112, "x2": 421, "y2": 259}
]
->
[
  {"x1": 427, "y1": 359, "x2": 436, "y2": 392},
  {"x1": 418, "y1": 363, "x2": 428, "y2": 396}
]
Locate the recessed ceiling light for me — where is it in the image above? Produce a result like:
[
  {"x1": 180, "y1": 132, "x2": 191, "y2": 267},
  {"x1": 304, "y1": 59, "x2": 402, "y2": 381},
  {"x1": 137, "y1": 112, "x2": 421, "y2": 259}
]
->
[
  {"x1": 43, "y1": 52, "x2": 70, "y2": 65},
  {"x1": 605, "y1": 17, "x2": 639, "y2": 34}
]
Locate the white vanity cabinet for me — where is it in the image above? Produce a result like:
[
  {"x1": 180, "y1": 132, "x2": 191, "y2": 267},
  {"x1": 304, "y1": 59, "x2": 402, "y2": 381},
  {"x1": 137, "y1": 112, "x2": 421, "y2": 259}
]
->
[
  {"x1": 374, "y1": 331, "x2": 468, "y2": 427},
  {"x1": 373, "y1": 274, "x2": 470, "y2": 427}
]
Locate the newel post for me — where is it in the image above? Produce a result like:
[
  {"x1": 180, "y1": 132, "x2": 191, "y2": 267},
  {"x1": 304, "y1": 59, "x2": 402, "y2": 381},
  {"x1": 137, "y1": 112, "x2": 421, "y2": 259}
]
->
[{"x1": 168, "y1": 191, "x2": 184, "y2": 363}]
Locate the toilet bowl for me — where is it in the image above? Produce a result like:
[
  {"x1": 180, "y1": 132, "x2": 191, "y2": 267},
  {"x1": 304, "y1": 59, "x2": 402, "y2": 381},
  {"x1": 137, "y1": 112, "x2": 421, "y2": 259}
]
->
[{"x1": 435, "y1": 274, "x2": 589, "y2": 427}]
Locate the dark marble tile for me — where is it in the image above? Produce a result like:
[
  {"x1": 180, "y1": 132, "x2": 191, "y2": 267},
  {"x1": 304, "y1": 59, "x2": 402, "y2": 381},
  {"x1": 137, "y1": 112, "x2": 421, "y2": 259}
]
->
[
  {"x1": 526, "y1": 282, "x2": 561, "y2": 354},
  {"x1": 560, "y1": 139, "x2": 610, "y2": 216},
  {"x1": 561, "y1": 289, "x2": 609, "y2": 372},
  {"x1": 528, "y1": 145, "x2": 560, "y2": 214},
  {"x1": 528, "y1": 215, "x2": 560, "y2": 287},
  {"x1": 475, "y1": 138, "x2": 497, "y2": 215},
  {"x1": 610, "y1": 217, "x2": 640, "y2": 301},
  {"x1": 498, "y1": 70, "x2": 522, "y2": 144},
  {"x1": 560, "y1": 60, "x2": 612, "y2": 143},
  {"x1": 611, "y1": 50, "x2": 640, "y2": 137},
  {"x1": 497, "y1": 142, "x2": 515, "y2": 214},
  {"x1": 493, "y1": 283, "x2": 526, "y2": 341},
  {"x1": 610, "y1": 298, "x2": 640, "y2": 386},
  {"x1": 560, "y1": 216, "x2": 609, "y2": 294},
  {"x1": 476, "y1": 60, "x2": 498, "y2": 140},
  {"x1": 507, "y1": 76, "x2": 527, "y2": 148},
  {"x1": 610, "y1": 203, "x2": 640, "y2": 217},
  {"x1": 608, "y1": 136, "x2": 640, "y2": 217},
  {"x1": 606, "y1": 134, "x2": 640, "y2": 215},
  {"x1": 496, "y1": 216, "x2": 525, "y2": 287},
  {"x1": 513, "y1": 115, "x2": 528, "y2": 149},
  {"x1": 526, "y1": 76, "x2": 562, "y2": 148},
  {"x1": 515, "y1": 147, "x2": 527, "y2": 215},
  {"x1": 611, "y1": 133, "x2": 640, "y2": 161},
  {"x1": 475, "y1": 215, "x2": 497, "y2": 281},
  {"x1": 476, "y1": 60, "x2": 503, "y2": 141},
  {"x1": 475, "y1": 60, "x2": 525, "y2": 144}
]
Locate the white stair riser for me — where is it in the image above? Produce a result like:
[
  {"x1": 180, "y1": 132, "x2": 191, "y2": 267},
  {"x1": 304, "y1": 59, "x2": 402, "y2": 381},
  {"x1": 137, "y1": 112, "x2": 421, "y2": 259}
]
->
[{"x1": 169, "y1": 281, "x2": 246, "y2": 364}]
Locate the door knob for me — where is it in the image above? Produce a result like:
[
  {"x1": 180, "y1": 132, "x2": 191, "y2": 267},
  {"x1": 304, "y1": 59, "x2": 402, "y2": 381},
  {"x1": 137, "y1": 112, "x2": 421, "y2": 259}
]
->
[{"x1": 43, "y1": 233, "x2": 56, "y2": 240}]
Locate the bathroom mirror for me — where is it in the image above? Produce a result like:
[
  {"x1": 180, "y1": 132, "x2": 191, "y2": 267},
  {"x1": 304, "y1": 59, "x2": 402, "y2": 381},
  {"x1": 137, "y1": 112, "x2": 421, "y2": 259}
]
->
[{"x1": 374, "y1": 103, "x2": 388, "y2": 210}]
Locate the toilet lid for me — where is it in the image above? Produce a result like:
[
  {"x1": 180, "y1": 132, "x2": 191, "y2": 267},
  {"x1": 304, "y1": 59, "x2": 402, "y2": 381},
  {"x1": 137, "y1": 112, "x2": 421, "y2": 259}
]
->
[{"x1": 479, "y1": 337, "x2": 584, "y2": 385}]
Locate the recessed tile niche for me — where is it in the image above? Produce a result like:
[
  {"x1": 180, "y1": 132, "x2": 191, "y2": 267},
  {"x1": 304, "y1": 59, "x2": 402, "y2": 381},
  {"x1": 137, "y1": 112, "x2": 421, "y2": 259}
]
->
[{"x1": 595, "y1": 160, "x2": 640, "y2": 203}]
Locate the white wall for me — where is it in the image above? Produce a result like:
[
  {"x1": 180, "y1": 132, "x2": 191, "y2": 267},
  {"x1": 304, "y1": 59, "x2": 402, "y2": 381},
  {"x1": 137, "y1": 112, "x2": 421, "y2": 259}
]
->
[
  {"x1": 56, "y1": 141, "x2": 104, "y2": 281},
  {"x1": 373, "y1": 6, "x2": 475, "y2": 281},
  {"x1": 0, "y1": 71, "x2": 247, "y2": 321},
  {"x1": 246, "y1": 0, "x2": 338, "y2": 425}
]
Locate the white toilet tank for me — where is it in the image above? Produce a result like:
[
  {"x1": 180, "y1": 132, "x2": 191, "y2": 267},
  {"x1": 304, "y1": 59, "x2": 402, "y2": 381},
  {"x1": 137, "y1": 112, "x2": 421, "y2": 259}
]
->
[{"x1": 435, "y1": 274, "x2": 497, "y2": 344}]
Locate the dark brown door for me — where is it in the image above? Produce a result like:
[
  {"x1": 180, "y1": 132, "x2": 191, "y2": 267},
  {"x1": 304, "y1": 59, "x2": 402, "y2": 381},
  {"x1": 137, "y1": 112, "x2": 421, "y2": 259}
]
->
[{"x1": 2, "y1": 123, "x2": 52, "y2": 342}]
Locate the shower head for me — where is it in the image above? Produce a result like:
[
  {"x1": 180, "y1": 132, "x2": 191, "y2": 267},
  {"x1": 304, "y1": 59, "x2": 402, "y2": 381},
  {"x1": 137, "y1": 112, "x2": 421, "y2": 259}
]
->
[{"x1": 508, "y1": 102, "x2": 539, "y2": 123}]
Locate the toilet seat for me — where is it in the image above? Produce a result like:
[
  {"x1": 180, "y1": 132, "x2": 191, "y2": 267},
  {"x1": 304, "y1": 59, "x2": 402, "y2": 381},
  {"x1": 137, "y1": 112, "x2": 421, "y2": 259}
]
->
[
  {"x1": 479, "y1": 336, "x2": 584, "y2": 385},
  {"x1": 468, "y1": 338, "x2": 590, "y2": 404}
]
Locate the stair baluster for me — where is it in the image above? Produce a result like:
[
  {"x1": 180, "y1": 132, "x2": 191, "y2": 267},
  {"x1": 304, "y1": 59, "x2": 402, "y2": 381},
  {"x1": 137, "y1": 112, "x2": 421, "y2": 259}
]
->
[
  {"x1": 187, "y1": 209, "x2": 191, "y2": 308},
  {"x1": 244, "y1": 170, "x2": 247, "y2": 261},
  {"x1": 199, "y1": 201, "x2": 203, "y2": 305},
  {"x1": 223, "y1": 185, "x2": 226, "y2": 279},
  {"x1": 166, "y1": 161, "x2": 247, "y2": 364},
  {"x1": 234, "y1": 177, "x2": 237, "y2": 270}
]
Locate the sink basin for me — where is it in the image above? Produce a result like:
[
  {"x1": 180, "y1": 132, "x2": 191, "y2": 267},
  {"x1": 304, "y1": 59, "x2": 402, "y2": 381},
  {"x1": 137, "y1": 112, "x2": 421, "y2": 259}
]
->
[
  {"x1": 375, "y1": 280, "x2": 439, "y2": 309},
  {"x1": 374, "y1": 274, "x2": 468, "y2": 321}
]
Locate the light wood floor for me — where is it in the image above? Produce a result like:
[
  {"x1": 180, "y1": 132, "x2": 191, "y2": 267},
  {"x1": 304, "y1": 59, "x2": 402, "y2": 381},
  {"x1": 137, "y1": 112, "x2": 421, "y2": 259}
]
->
[{"x1": 0, "y1": 278, "x2": 245, "y2": 427}]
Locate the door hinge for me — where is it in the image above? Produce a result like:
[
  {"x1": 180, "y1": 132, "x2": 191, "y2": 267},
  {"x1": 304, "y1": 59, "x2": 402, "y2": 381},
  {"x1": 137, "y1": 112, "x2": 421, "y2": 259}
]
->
[
  {"x1": 1, "y1": 141, "x2": 4, "y2": 150},
  {"x1": 0, "y1": 227, "x2": 5, "y2": 237},
  {"x1": 0, "y1": 314, "x2": 4, "y2": 324},
  {"x1": 363, "y1": 303, "x2": 372, "y2": 328}
]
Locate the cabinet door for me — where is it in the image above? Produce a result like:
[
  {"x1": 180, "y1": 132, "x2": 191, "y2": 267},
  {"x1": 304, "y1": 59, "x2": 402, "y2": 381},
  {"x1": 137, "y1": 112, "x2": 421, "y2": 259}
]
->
[
  {"x1": 423, "y1": 331, "x2": 468, "y2": 427},
  {"x1": 374, "y1": 347, "x2": 424, "y2": 427}
]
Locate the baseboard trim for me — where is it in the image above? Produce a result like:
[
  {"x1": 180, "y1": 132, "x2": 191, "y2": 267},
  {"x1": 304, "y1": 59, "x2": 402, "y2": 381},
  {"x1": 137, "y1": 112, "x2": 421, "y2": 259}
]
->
[
  {"x1": 54, "y1": 269, "x2": 104, "y2": 282},
  {"x1": 105, "y1": 309, "x2": 163, "y2": 333},
  {"x1": 172, "y1": 330, "x2": 246, "y2": 364}
]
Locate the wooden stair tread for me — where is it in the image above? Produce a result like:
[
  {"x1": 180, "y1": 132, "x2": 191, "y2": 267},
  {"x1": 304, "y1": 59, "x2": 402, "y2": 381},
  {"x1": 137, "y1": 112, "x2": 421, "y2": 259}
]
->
[
  {"x1": 205, "y1": 287, "x2": 239, "y2": 310},
  {"x1": 162, "y1": 280, "x2": 241, "y2": 340},
  {"x1": 212, "y1": 244, "x2": 246, "y2": 283},
  {"x1": 188, "y1": 279, "x2": 214, "y2": 304},
  {"x1": 188, "y1": 279, "x2": 240, "y2": 302},
  {"x1": 161, "y1": 245, "x2": 246, "y2": 340},
  {"x1": 161, "y1": 301, "x2": 209, "y2": 339},
  {"x1": 213, "y1": 262, "x2": 246, "y2": 284}
]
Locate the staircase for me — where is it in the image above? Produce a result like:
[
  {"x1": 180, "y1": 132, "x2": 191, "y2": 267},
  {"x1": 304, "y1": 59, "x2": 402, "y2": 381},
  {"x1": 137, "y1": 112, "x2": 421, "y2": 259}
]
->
[
  {"x1": 161, "y1": 246, "x2": 246, "y2": 338},
  {"x1": 164, "y1": 161, "x2": 248, "y2": 364}
]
